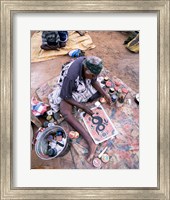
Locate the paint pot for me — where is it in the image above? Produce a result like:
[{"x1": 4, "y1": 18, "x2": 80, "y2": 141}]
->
[
  {"x1": 47, "y1": 148, "x2": 58, "y2": 157},
  {"x1": 105, "y1": 80, "x2": 112, "y2": 88},
  {"x1": 111, "y1": 94, "x2": 118, "y2": 103},
  {"x1": 122, "y1": 88, "x2": 128, "y2": 94},
  {"x1": 53, "y1": 112, "x2": 60, "y2": 120},
  {"x1": 101, "y1": 153, "x2": 110, "y2": 163},
  {"x1": 56, "y1": 130, "x2": 63, "y2": 136},
  {"x1": 49, "y1": 118, "x2": 54, "y2": 123},
  {"x1": 69, "y1": 131, "x2": 79, "y2": 139},
  {"x1": 48, "y1": 122, "x2": 55, "y2": 127},
  {"x1": 47, "y1": 134, "x2": 53, "y2": 142},
  {"x1": 115, "y1": 81, "x2": 121, "y2": 86},
  {"x1": 93, "y1": 157, "x2": 102, "y2": 168},
  {"x1": 116, "y1": 96, "x2": 124, "y2": 108},
  {"x1": 99, "y1": 97, "x2": 106, "y2": 104},
  {"x1": 47, "y1": 110, "x2": 53, "y2": 116},
  {"x1": 109, "y1": 87, "x2": 114, "y2": 94},
  {"x1": 114, "y1": 86, "x2": 119, "y2": 92},
  {"x1": 117, "y1": 88, "x2": 122, "y2": 96},
  {"x1": 46, "y1": 115, "x2": 52, "y2": 121},
  {"x1": 43, "y1": 121, "x2": 49, "y2": 128},
  {"x1": 104, "y1": 76, "x2": 109, "y2": 82}
]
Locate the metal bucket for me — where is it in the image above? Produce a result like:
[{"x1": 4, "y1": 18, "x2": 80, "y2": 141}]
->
[{"x1": 35, "y1": 125, "x2": 70, "y2": 160}]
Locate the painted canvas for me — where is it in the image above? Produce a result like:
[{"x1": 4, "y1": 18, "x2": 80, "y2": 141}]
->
[{"x1": 80, "y1": 102, "x2": 118, "y2": 144}]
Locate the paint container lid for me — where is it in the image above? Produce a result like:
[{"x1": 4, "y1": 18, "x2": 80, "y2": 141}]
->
[
  {"x1": 93, "y1": 157, "x2": 102, "y2": 168},
  {"x1": 101, "y1": 153, "x2": 110, "y2": 163},
  {"x1": 122, "y1": 88, "x2": 128, "y2": 94},
  {"x1": 105, "y1": 80, "x2": 112, "y2": 88},
  {"x1": 53, "y1": 112, "x2": 60, "y2": 120}
]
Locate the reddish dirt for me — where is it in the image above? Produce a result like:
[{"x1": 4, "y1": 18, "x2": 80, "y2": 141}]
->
[{"x1": 31, "y1": 31, "x2": 139, "y2": 95}]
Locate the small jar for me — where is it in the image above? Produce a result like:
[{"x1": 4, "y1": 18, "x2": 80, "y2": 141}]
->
[
  {"x1": 46, "y1": 115, "x2": 52, "y2": 121},
  {"x1": 116, "y1": 94, "x2": 124, "y2": 107},
  {"x1": 109, "y1": 87, "x2": 114, "y2": 94},
  {"x1": 105, "y1": 80, "x2": 112, "y2": 88},
  {"x1": 115, "y1": 81, "x2": 121, "y2": 86},
  {"x1": 111, "y1": 93, "x2": 118, "y2": 103},
  {"x1": 122, "y1": 88, "x2": 129, "y2": 99},
  {"x1": 104, "y1": 76, "x2": 109, "y2": 82}
]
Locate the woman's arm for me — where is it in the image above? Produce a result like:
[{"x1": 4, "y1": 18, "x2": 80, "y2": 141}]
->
[
  {"x1": 92, "y1": 81, "x2": 111, "y2": 105},
  {"x1": 65, "y1": 98, "x2": 94, "y2": 115}
]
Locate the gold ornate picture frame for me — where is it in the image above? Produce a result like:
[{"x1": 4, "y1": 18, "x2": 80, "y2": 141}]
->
[{"x1": 0, "y1": 0, "x2": 169, "y2": 199}]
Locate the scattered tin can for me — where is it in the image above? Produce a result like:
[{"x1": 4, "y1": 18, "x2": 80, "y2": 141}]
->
[
  {"x1": 56, "y1": 130, "x2": 63, "y2": 136},
  {"x1": 47, "y1": 135, "x2": 53, "y2": 142},
  {"x1": 93, "y1": 157, "x2": 102, "y2": 168},
  {"x1": 53, "y1": 112, "x2": 60, "y2": 120},
  {"x1": 117, "y1": 88, "x2": 122, "y2": 95},
  {"x1": 101, "y1": 153, "x2": 110, "y2": 163},
  {"x1": 47, "y1": 148, "x2": 58, "y2": 157}
]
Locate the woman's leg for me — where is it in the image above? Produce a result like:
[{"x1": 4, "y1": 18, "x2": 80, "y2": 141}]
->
[{"x1": 60, "y1": 100, "x2": 97, "y2": 161}]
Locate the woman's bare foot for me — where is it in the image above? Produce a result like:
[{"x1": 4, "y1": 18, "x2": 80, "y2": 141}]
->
[{"x1": 87, "y1": 142, "x2": 97, "y2": 162}]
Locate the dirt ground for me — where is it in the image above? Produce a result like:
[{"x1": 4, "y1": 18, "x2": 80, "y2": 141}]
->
[
  {"x1": 31, "y1": 31, "x2": 139, "y2": 169},
  {"x1": 31, "y1": 31, "x2": 139, "y2": 95}
]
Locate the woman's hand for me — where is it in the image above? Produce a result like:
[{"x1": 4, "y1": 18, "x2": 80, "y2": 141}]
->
[
  {"x1": 82, "y1": 105, "x2": 94, "y2": 116},
  {"x1": 104, "y1": 94, "x2": 112, "y2": 105}
]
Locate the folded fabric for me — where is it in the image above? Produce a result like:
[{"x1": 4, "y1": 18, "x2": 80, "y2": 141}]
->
[
  {"x1": 31, "y1": 31, "x2": 96, "y2": 62},
  {"x1": 31, "y1": 97, "x2": 48, "y2": 116}
]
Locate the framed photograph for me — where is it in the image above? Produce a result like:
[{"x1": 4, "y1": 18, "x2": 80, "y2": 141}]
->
[{"x1": 0, "y1": 0, "x2": 169, "y2": 199}]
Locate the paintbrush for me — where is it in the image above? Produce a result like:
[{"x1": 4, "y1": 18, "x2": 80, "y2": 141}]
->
[{"x1": 98, "y1": 146, "x2": 108, "y2": 158}]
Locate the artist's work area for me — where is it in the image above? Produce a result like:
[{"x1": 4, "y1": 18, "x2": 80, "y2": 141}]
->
[{"x1": 31, "y1": 70, "x2": 139, "y2": 169}]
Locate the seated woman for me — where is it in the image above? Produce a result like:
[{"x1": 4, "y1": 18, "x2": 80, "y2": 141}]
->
[
  {"x1": 41, "y1": 31, "x2": 68, "y2": 50},
  {"x1": 48, "y1": 56, "x2": 111, "y2": 161}
]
